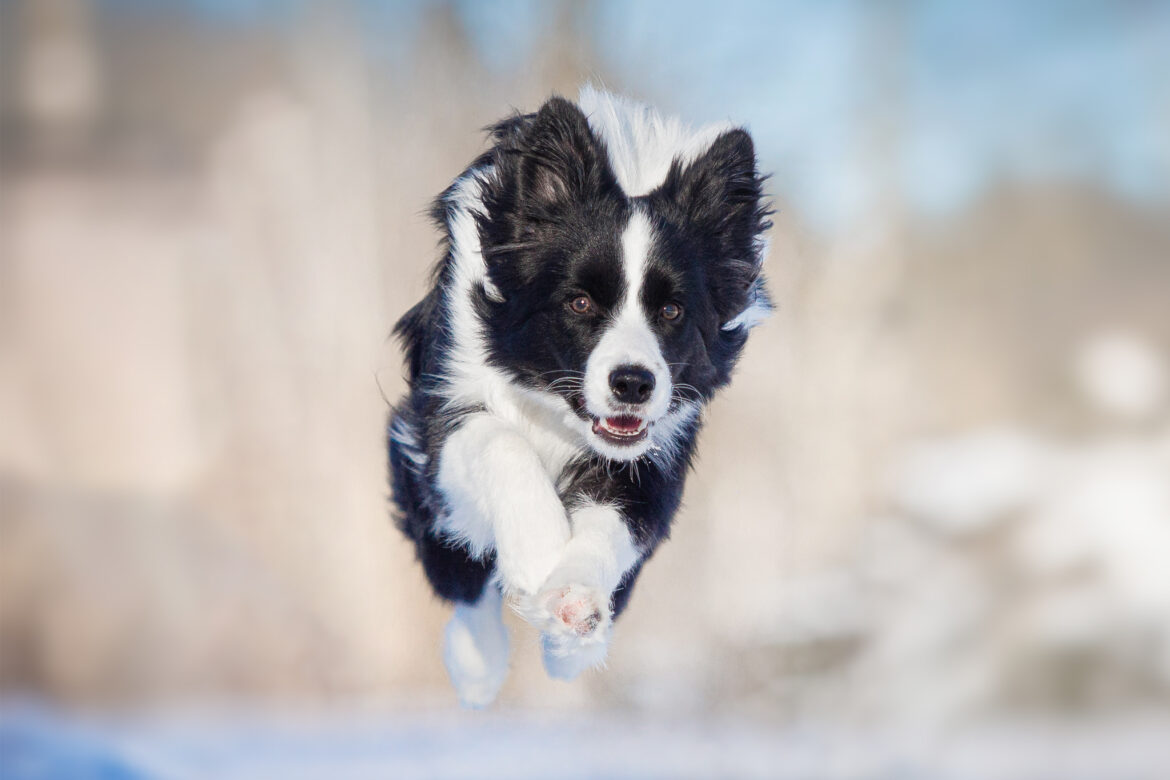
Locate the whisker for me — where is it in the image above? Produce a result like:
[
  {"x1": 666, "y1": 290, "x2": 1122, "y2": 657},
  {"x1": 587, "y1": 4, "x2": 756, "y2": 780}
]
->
[
  {"x1": 536, "y1": 369, "x2": 586, "y2": 378},
  {"x1": 671, "y1": 382, "x2": 703, "y2": 399},
  {"x1": 545, "y1": 379, "x2": 584, "y2": 393}
]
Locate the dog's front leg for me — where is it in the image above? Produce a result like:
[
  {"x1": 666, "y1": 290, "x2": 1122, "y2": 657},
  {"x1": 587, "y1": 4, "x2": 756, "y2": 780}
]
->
[
  {"x1": 525, "y1": 502, "x2": 641, "y2": 680},
  {"x1": 437, "y1": 413, "x2": 571, "y2": 596}
]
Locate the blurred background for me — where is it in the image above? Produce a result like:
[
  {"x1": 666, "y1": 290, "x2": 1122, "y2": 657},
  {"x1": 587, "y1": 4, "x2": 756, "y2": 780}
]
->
[{"x1": 2, "y1": 0, "x2": 1169, "y2": 776}]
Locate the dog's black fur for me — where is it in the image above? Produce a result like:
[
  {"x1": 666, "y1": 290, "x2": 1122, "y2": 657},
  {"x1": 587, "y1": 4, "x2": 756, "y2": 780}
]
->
[{"x1": 388, "y1": 91, "x2": 770, "y2": 636}]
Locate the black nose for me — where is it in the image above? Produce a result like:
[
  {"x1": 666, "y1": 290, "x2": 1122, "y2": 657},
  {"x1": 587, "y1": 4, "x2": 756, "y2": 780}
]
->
[{"x1": 609, "y1": 365, "x2": 655, "y2": 405}]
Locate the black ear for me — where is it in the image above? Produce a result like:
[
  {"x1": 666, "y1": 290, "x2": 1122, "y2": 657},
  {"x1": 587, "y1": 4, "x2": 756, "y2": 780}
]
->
[
  {"x1": 665, "y1": 128, "x2": 768, "y2": 239},
  {"x1": 516, "y1": 97, "x2": 613, "y2": 213},
  {"x1": 660, "y1": 128, "x2": 772, "y2": 320}
]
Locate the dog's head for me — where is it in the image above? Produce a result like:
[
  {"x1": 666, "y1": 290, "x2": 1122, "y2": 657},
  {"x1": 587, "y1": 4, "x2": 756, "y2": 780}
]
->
[{"x1": 476, "y1": 93, "x2": 771, "y2": 461}]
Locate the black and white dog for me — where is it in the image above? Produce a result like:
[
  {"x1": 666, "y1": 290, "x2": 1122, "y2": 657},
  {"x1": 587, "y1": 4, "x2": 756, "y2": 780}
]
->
[{"x1": 388, "y1": 87, "x2": 771, "y2": 706}]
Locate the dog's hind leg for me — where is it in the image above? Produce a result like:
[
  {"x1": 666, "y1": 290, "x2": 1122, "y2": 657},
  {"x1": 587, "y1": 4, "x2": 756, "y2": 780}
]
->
[
  {"x1": 409, "y1": 530, "x2": 508, "y2": 706},
  {"x1": 443, "y1": 583, "x2": 510, "y2": 708}
]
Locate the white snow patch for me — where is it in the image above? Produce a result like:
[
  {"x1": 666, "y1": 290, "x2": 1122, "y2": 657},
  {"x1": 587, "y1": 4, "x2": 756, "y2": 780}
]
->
[{"x1": 889, "y1": 428, "x2": 1051, "y2": 534}]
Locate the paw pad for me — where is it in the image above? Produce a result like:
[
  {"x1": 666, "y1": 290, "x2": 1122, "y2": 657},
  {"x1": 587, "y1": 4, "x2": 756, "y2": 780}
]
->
[
  {"x1": 545, "y1": 586, "x2": 607, "y2": 638},
  {"x1": 554, "y1": 597, "x2": 602, "y2": 636}
]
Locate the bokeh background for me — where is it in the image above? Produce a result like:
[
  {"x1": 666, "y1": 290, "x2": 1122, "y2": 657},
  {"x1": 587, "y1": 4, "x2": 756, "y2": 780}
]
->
[{"x1": 2, "y1": 0, "x2": 1169, "y2": 776}]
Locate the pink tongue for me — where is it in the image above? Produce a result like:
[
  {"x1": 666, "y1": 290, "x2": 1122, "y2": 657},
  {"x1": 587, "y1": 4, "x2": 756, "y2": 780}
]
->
[{"x1": 606, "y1": 415, "x2": 641, "y2": 432}]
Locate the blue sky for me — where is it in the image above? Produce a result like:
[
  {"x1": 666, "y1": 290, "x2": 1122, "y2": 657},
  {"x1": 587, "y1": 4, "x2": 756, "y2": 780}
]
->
[
  {"x1": 588, "y1": 0, "x2": 1170, "y2": 229},
  {"x1": 104, "y1": 0, "x2": 1170, "y2": 232}
]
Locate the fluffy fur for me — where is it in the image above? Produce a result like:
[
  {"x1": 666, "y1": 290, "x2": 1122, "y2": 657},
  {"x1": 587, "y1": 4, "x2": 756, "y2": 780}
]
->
[{"x1": 388, "y1": 86, "x2": 771, "y2": 706}]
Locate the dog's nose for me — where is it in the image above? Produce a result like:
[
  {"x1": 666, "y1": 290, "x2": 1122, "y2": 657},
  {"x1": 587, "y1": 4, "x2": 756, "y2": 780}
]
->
[{"x1": 609, "y1": 365, "x2": 655, "y2": 405}]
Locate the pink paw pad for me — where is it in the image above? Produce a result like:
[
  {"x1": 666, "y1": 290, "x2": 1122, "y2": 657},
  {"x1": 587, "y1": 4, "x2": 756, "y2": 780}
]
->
[{"x1": 550, "y1": 590, "x2": 604, "y2": 636}]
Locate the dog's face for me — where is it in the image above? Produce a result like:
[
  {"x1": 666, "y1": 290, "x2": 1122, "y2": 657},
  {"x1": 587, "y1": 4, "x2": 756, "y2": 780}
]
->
[{"x1": 477, "y1": 98, "x2": 770, "y2": 461}]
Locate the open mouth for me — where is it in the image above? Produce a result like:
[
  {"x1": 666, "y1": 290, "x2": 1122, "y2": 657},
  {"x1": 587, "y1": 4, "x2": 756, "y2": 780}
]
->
[
  {"x1": 591, "y1": 414, "x2": 649, "y2": 445},
  {"x1": 565, "y1": 393, "x2": 651, "y2": 447}
]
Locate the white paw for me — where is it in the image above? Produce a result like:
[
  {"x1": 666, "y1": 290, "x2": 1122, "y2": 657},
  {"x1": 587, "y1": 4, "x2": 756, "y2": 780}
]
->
[
  {"x1": 517, "y1": 583, "x2": 610, "y2": 638},
  {"x1": 515, "y1": 583, "x2": 612, "y2": 680},
  {"x1": 443, "y1": 603, "x2": 510, "y2": 709},
  {"x1": 542, "y1": 629, "x2": 610, "y2": 681}
]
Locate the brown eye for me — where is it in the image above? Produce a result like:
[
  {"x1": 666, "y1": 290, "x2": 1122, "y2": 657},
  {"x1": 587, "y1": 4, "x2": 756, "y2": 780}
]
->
[
  {"x1": 569, "y1": 295, "x2": 593, "y2": 315},
  {"x1": 661, "y1": 302, "x2": 682, "y2": 321}
]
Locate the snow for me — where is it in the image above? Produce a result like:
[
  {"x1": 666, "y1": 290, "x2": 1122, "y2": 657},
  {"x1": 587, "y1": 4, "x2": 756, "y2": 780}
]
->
[
  {"x1": 3, "y1": 703, "x2": 1170, "y2": 780},
  {"x1": 1075, "y1": 331, "x2": 1167, "y2": 420},
  {"x1": 888, "y1": 428, "x2": 1049, "y2": 534}
]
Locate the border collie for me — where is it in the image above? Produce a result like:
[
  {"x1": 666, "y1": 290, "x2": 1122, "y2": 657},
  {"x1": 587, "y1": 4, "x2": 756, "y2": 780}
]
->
[{"x1": 388, "y1": 86, "x2": 771, "y2": 707}]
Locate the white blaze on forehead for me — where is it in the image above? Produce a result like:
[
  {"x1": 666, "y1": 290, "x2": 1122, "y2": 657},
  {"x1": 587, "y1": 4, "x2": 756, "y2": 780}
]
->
[
  {"x1": 582, "y1": 210, "x2": 672, "y2": 436},
  {"x1": 611, "y1": 210, "x2": 661, "y2": 370},
  {"x1": 620, "y1": 209, "x2": 652, "y2": 310},
  {"x1": 579, "y1": 85, "x2": 772, "y2": 334}
]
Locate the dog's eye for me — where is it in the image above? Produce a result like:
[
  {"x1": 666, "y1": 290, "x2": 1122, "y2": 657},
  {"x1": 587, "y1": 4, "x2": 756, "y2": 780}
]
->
[
  {"x1": 569, "y1": 295, "x2": 594, "y2": 315},
  {"x1": 661, "y1": 302, "x2": 683, "y2": 321}
]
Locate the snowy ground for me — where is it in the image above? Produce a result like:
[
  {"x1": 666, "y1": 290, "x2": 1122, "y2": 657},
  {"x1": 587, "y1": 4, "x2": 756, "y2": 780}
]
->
[{"x1": 2, "y1": 703, "x2": 1169, "y2": 780}]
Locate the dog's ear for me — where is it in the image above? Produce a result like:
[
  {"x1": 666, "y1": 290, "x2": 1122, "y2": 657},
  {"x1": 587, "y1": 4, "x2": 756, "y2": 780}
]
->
[
  {"x1": 662, "y1": 128, "x2": 767, "y2": 246},
  {"x1": 516, "y1": 97, "x2": 612, "y2": 212},
  {"x1": 659, "y1": 129, "x2": 772, "y2": 325}
]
